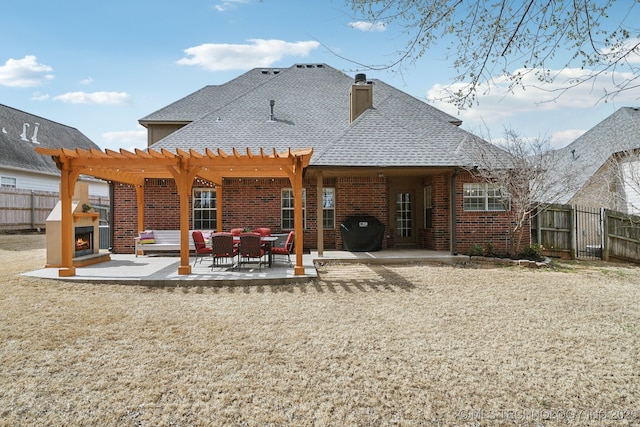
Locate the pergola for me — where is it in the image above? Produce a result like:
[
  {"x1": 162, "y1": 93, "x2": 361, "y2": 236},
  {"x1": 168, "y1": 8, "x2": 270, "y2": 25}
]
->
[{"x1": 36, "y1": 146, "x2": 313, "y2": 277}]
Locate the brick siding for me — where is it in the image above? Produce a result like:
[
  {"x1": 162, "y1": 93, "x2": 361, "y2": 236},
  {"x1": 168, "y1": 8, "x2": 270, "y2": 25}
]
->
[{"x1": 111, "y1": 171, "x2": 526, "y2": 255}]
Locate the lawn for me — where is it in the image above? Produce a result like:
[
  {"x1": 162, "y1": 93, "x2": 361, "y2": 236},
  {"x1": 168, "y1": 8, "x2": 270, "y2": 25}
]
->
[{"x1": 1, "y1": 234, "x2": 639, "y2": 426}]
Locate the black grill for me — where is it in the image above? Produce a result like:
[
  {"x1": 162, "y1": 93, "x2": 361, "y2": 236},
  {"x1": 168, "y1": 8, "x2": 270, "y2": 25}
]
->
[{"x1": 340, "y1": 216, "x2": 385, "y2": 252}]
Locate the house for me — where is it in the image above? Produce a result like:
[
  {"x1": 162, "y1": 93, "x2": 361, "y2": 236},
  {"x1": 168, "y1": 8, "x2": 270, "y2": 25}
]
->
[
  {"x1": 0, "y1": 104, "x2": 110, "y2": 231},
  {"x1": 110, "y1": 63, "x2": 521, "y2": 258},
  {"x1": 550, "y1": 107, "x2": 640, "y2": 214}
]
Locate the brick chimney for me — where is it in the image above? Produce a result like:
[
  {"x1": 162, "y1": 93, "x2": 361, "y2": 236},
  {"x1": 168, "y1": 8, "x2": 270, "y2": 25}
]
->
[{"x1": 349, "y1": 73, "x2": 373, "y2": 122}]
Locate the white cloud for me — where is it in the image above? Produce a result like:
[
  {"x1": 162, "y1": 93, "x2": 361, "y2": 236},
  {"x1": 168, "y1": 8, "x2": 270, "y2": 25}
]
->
[
  {"x1": 102, "y1": 126, "x2": 147, "y2": 151},
  {"x1": 427, "y1": 66, "x2": 640, "y2": 125},
  {"x1": 550, "y1": 129, "x2": 586, "y2": 149},
  {"x1": 176, "y1": 39, "x2": 320, "y2": 71},
  {"x1": 53, "y1": 91, "x2": 130, "y2": 105},
  {"x1": 0, "y1": 55, "x2": 54, "y2": 88},
  {"x1": 30, "y1": 91, "x2": 49, "y2": 101},
  {"x1": 348, "y1": 21, "x2": 386, "y2": 32},
  {"x1": 600, "y1": 37, "x2": 640, "y2": 64},
  {"x1": 212, "y1": 0, "x2": 249, "y2": 12},
  {"x1": 80, "y1": 77, "x2": 93, "y2": 85}
]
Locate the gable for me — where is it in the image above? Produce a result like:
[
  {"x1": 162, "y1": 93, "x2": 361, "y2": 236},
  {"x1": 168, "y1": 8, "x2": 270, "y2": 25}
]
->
[{"x1": 552, "y1": 107, "x2": 640, "y2": 204}]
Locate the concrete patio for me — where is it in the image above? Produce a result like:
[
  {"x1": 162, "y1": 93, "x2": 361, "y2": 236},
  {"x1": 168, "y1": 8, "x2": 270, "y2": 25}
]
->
[{"x1": 22, "y1": 249, "x2": 469, "y2": 286}]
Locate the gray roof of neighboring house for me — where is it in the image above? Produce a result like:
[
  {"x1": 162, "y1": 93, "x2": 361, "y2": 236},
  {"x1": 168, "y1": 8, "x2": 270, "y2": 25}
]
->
[
  {"x1": 553, "y1": 107, "x2": 640, "y2": 203},
  {"x1": 0, "y1": 104, "x2": 100, "y2": 175},
  {"x1": 143, "y1": 63, "x2": 504, "y2": 168}
]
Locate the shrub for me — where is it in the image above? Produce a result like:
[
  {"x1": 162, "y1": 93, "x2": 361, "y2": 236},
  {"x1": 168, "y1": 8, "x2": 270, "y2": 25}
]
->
[
  {"x1": 469, "y1": 243, "x2": 484, "y2": 256},
  {"x1": 518, "y1": 244, "x2": 545, "y2": 261},
  {"x1": 484, "y1": 242, "x2": 497, "y2": 257}
]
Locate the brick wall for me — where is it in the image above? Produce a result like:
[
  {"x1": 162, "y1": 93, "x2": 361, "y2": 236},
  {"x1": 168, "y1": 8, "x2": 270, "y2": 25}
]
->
[
  {"x1": 423, "y1": 174, "x2": 451, "y2": 251},
  {"x1": 112, "y1": 175, "x2": 391, "y2": 253},
  {"x1": 112, "y1": 183, "x2": 138, "y2": 254},
  {"x1": 453, "y1": 171, "x2": 531, "y2": 255},
  {"x1": 335, "y1": 176, "x2": 388, "y2": 250},
  {"x1": 111, "y1": 172, "x2": 527, "y2": 255}
]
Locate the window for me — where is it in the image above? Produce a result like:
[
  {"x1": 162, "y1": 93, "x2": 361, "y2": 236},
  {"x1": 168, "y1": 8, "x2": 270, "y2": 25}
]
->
[
  {"x1": 281, "y1": 188, "x2": 306, "y2": 230},
  {"x1": 463, "y1": 183, "x2": 510, "y2": 211},
  {"x1": 322, "y1": 188, "x2": 335, "y2": 229},
  {"x1": 1, "y1": 176, "x2": 16, "y2": 188},
  {"x1": 193, "y1": 188, "x2": 216, "y2": 230},
  {"x1": 424, "y1": 186, "x2": 433, "y2": 228}
]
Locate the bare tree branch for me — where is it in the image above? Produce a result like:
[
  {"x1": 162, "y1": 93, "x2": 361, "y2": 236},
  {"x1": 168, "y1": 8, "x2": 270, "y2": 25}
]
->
[{"x1": 344, "y1": 0, "x2": 639, "y2": 108}]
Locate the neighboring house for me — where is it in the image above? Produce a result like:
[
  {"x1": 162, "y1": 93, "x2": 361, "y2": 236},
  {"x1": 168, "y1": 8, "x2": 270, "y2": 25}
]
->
[
  {"x1": 112, "y1": 63, "x2": 522, "y2": 255},
  {"x1": 550, "y1": 107, "x2": 640, "y2": 214},
  {"x1": 0, "y1": 104, "x2": 109, "y2": 230}
]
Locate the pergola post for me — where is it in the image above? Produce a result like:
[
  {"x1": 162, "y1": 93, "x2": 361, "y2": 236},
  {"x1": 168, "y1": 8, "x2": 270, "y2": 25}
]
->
[
  {"x1": 316, "y1": 172, "x2": 324, "y2": 257},
  {"x1": 58, "y1": 165, "x2": 77, "y2": 277},
  {"x1": 171, "y1": 161, "x2": 199, "y2": 275},
  {"x1": 135, "y1": 184, "x2": 145, "y2": 254},
  {"x1": 216, "y1": 183, "x2": 223, "y2": 233},
  {"x1": 293, "y1": 156, "x2": 305, "y2": 275}
]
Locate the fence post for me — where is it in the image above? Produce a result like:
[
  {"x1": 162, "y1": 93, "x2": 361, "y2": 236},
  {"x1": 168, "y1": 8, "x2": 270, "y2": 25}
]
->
[
  {"x1": 536, "y1": 205, "x2": 542, "y2": 246},
  {"x1": 570, "y1": 205, "x2": 576, "y2": 259},
  {"x1": 602, "y1": 209, "x2": 609, "y2": 261},
  {"x1": 31, "y1": 190, "x2": 35, "y2": 229}
]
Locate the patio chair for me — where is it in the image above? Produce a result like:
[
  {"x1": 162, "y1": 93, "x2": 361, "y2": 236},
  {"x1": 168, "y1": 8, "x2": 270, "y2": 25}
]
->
[
  {"x1": 253, "y1": 227, "x2": 271, "y2": 237},
  {"x1": 238, "y1": 232, "x2": 265, "y2": 270},
  {"x1": 271, "y1": 230, "x2": 294, "y2": 266},
  {"x1": 211, "y1": 232, "x2": 237, "y2": 270},
  {"x1": 192, "y1": 231, "x2": 212, "y2": 266}
]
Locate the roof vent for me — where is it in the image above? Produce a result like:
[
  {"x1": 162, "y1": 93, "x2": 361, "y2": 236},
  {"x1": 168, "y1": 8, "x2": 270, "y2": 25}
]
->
[
  {"x1": 354, "y1": 73, "x2": 367, "y2": 84},
  {"x1": 267, "y1": 99, "x2": 276, "y2": 122}
]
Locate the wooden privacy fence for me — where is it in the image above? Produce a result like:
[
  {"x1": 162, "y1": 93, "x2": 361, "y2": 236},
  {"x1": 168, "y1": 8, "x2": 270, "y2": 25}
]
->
[
  {"x1": 0, "y1": 188, "x2": 58, "y2": 231},
  {"x1": 0, "y1": 188, "x2": 109, "y2": 232},
  {"x1": 607, "y1": 210, "x2": 640, "y2": 263},
  {"x1": 531, "y1": 203, "x2": 640, "y2": 263}
]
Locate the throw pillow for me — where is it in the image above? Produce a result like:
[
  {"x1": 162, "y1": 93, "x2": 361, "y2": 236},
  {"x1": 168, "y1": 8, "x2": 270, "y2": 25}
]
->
[{"x1": 139, "y1": 231, "x2": 155, "y2": 244}]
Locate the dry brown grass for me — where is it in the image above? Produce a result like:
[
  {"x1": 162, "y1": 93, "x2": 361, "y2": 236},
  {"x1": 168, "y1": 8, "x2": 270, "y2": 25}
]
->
[{"x1": 1, "y1": 234, "x2": 639, "y2": 426}]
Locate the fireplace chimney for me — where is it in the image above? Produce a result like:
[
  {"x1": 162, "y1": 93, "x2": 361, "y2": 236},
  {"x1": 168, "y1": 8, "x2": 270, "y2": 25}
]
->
[{"x1": 349, "y1": 73, "x2": 373, "y2": 123}]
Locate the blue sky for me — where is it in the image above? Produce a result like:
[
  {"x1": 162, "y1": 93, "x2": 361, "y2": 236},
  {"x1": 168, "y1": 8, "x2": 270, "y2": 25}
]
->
[{"x1": 2, "y1": 0, "x2": 638, "y2": 152}]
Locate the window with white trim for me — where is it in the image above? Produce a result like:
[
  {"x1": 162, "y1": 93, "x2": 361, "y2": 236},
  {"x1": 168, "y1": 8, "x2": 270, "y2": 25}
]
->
[
  {"x1": 1, "y1": 176, "x2": 16, "y2": 188},
  {"x1": 463, "y1": 183, "x2": 510, "y2": 211},
  {"x1": 281, "y1": 188, "x2": 306, "y2": 230},
  {"x1": 193, "y1": 188, "x2": 216, "y2": 230},
  {"x1": 322, "y1": 187, "x2": 335, "y2": 229}
]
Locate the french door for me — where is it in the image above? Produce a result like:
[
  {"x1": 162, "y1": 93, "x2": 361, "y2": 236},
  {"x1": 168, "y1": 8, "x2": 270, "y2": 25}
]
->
[{"x1": 395, "y1": 190, "x2": 415, "y2": 245}]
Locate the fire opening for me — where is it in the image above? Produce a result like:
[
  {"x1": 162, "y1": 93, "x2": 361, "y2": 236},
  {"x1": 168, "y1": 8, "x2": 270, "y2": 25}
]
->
[{"x1": 75, "y1": 226, "x2": 94, "y2": 257}]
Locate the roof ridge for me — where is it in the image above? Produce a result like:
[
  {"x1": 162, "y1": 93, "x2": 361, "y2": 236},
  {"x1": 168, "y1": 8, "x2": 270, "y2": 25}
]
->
[{"x1": 0, "y1": 103, "x2": 83, "y2": 131}]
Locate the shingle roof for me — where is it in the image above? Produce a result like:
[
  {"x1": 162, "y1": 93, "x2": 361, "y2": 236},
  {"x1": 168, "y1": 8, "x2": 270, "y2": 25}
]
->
[
  {"x1": 552, "y1": 107, "x2": 640, "y2": 203},
  {"x1": 139, "y1": 67, "x2": 285, "y2": 123},
  {"x1": 0, "y1": 104, "x2": 100, "y2": 175},
  {"x1": 144, "y1": 63, "x2": 502, "y2": 168}
]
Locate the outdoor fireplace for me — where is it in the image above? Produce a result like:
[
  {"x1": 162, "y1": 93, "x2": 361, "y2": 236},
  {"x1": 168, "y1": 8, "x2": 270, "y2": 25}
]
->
[
  {"x1": 75, "y1": 226, "x2": 94, "y2": 257},
  {"x1": 45, "y1": 182, "x2": 103, "y2": 267}
]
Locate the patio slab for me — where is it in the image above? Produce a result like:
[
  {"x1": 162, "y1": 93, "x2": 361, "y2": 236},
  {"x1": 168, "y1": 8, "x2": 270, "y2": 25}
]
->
[{"x1": 22, "y1": 249, "x2": 469, "y2": 286}]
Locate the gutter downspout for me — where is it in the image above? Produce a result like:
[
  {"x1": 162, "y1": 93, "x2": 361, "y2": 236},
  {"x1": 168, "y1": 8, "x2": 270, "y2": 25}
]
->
[
  {"x1": 451, "y1": 168, "x2": 460, "y2": 255},
  {"x1": 109, "y1": 181, "x2": 114, "y2": 252}
]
